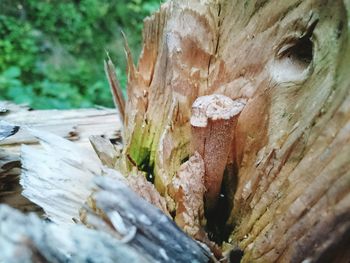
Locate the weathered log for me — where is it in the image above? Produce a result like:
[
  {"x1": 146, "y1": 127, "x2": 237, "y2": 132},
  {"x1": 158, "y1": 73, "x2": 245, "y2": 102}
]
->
[
  {"x1": 0, "y1": 104, "x2": 121, "y2": 151},
  {"x1": 20, "y1": 130, "x2": 170, "y2": 223},
  {"x1": 0, "y1": 148, "x2": 42, "y2": 213},
  {"x1": 0, "y1": 204, "x2": 149, "y2": 263},
  {"x1": 20, "y1": 130, "x2": 103, "y2": 224},
  {"x1": 0, "y1": 102, "x2": 121, "y2": 214},
  {"x1": 18, "y1": 129, "x2": 214, "y2": 262},
  {"x1": 89, "y1": 135, "x2": 122, "y2": 169},
  {"x1": 124, "y1": 172, "x2": 170, "y2": 216},
  {"x1": 17, "y1": 132, "x2": 213, "y2": 262},
  {"x1": 84, "y1": 176, "x2": 213, "y2": 263},
  {"x1": 7, "y1": 169, "x2": 214, "y2": 263}
]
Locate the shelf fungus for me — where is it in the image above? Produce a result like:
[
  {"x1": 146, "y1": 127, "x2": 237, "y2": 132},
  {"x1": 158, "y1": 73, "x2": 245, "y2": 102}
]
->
[{"x1": 190, "y1": 94, "x2": 245, "y2": 211}]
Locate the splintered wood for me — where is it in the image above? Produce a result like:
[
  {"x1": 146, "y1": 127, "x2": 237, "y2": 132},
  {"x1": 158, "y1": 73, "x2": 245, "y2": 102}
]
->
[
  {"x1": 1, "y1": 180, "x2": 211, "y2": 262},
  {"x1": 191, "y1": 95, "x2": 245, "y2": 211},
  {"x1": 3, "y1": 0, "x2": 350, "y2": 262},
  {"x1": 0, "y1": 205, "x2": 149, "y2": 263},
  {"x1": 104, "y1": 56, "x2": 125, "y2": 122},
  {"x1": 0, "y1": 102, "x2": 122, "y2": 216},
  {"x1": 168, "y1": 152, "x2": 206, "y2": 236},
  {"x1": 80, "y1": 176, "x2": 212, "y2": 263},
  {"x1": 126, "y1": 171, "x2": 169, "y2": 216}
]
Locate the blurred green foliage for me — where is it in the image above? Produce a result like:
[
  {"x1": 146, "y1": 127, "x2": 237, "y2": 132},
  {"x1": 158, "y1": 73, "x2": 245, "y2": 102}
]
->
[{"x1": 0, "y1": 0, "x2": 162, "y2": 109}]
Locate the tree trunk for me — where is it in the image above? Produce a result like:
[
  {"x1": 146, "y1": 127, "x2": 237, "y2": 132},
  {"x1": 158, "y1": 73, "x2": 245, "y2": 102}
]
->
[
  {"x1": 121, "y1": 1, "x2": 350, "y2": 262},
  {"x1": 2, "y1": 1, "x2": 350, "y2": 262}
]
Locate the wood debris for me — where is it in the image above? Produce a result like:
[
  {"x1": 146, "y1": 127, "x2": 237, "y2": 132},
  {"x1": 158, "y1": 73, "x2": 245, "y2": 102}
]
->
[{"x1": 168, "y1": 152, "x2": 206, "y2": 236}]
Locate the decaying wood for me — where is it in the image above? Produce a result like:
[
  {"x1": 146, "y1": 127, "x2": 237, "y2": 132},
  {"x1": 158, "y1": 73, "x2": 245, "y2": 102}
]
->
[
  {"x1": 0, "y1": 105, "x2": 121, "y2": 151},
  {"x1": 0, "y1": 204, "x2": 149, "y2": 263},
  {"x1": 2, "y1": 0, "x2": 350, "y2": 262},
  {"x1": 168, "y1": 152, "x2": 206, "y2": 236},
  {"x1": 126, "y1": 171, "x2": 170, "y2": 216},
  {"x1": 0, "y1": 148, "x2": 42, "y2": 213},
  {"x1": 20, "y1": 129, "x2": 170, "y2": 223},
  {"x1": 20, "y1": 130, "x2": 103, "y2": 224},
  {"x1": 0, "y1": 121, "x2": 19, "y2": 141},
  {"x1": 119, "y1": 0, "x2": 350, "y2": 262},
  {"x1": 104, "y1": 56, "x2": 126, "y2": 122},
  {"x1": 0, "y1": 100, "x2": 30, "y2": 114},
  {"x1": 89, "y1": 135, "x2": 123, "y2": 169},
  {"x1": 0, "y1": 122, "x2": 33, "y2": 212},
  {"x1": 81, "y1": 176, "x2": 213, "y2": 263},
  {"x1": 90, "y1": 135, "x2": 169, "y2": 214},
  {"x1": 17, "y1": 133, "x2": 212, "y2": 262},
  {"x1": 167, "y1": 152, "x2": 223, "y2": 259},
  {"x1": 0, "y1": 103, "x2": 121, "y2": 214},
  {"x1": 191, "y1": 94, "x2": 245, "y2": 210}
]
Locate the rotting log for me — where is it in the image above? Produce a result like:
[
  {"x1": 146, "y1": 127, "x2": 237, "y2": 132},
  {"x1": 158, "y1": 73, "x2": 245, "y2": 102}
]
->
[
  {"x1": 17, "y1": 130, "x2": 214, "y2": 262},
  {"x1": 0, "y1": 174, "x2": 213, "y2": 263},
  {"x1": 84, "y1": 176, "x2": 212, "y2": 263},
  {"x1": 118, "y1": 0, "x2": 350, "y2": 262},
  {"x1": 1, "y1": 124, "x2": 212, "y2": 262}
]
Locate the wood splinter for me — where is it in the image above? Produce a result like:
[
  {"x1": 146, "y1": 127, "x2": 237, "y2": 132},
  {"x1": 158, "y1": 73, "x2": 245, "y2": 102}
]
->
[
  {"x1": 190, "y1": 94, "x2": 245, "y2": 211},
  {"x1": 104, "y1": 55, "x2": 125, "y2": 122},
  {"x1": 168, "y1": 152, "x2": 223, "y2": 260},
  {"x1": 168, "y1": 152, "x2": 206, "y2": 237}
]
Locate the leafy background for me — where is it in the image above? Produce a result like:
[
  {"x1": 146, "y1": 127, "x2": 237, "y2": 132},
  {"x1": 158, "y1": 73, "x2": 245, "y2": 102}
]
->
[{"x1": 0, "y1": 0, "x2": 162, "y2": 109}]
